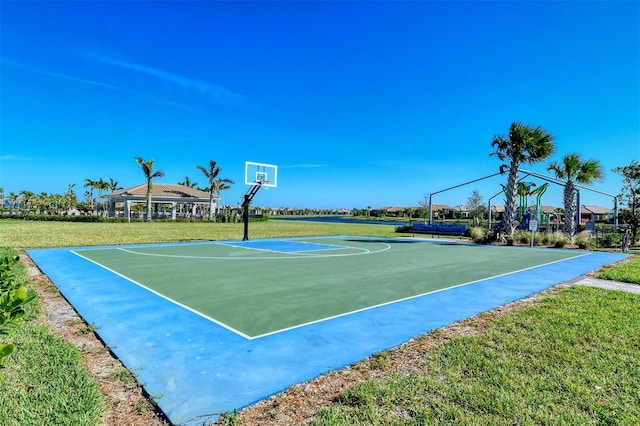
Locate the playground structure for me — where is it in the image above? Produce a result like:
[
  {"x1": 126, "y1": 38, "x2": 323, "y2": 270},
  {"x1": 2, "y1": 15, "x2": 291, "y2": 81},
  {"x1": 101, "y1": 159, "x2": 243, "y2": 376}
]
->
[
  {"x1": 428, "y1": 168, "x2": 619, "y2": 232},
  {"x1": 513, "y1": 181, "x2": 549, "y2": 230}
]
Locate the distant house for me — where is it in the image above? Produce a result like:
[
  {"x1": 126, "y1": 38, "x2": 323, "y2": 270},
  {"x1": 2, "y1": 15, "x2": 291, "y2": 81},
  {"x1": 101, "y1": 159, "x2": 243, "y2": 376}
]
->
[
  {"x1": 489, "y1": 204, "x2": 505, "y2": 219},
  {"x1": 539, "y1": 205, "x2": 558, "y2": 215},
  {"x1": 453, "y1": 204, "x2": 471, "y2": 218},
  {"x1": 581, "y1": 205, "x2": 612, "y2": 223},
  {"x1": 107, "y1": 183, "x2": 216, "y2": 221},
  {"x1": 372, "y1": 206, "x2": 413, "y2": 217},
  {"x1": 430, "y1": 204, "x2": 453, "y2": 220}
]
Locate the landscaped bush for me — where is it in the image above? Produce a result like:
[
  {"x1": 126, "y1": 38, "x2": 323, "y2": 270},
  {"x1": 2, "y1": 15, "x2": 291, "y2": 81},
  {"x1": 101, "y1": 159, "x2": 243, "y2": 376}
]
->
[
  {"x1": 1, "y1": 213, "x2": 105, "y2": 222},
  {"x1": 601, "y1": 232, "x2": 622, "y2": 248},
  {"x1": 469, "y1": 226, "x2": 487, "y2": 243},
  {"x1": 575, "y1": 230, "x2": 596, "y2": 250},
  {"x1": 395, "y1": 224, "x2": 412, "y2": 233},
  {"x1": 551, "y1": 231, "x2": 570, "y2": 248},
  {"x1": 539, "y1": 232, "x2": 553, "y2": 246},
  {"x1": 513, "y1": 230, "x2": 530, "y2": 245}
]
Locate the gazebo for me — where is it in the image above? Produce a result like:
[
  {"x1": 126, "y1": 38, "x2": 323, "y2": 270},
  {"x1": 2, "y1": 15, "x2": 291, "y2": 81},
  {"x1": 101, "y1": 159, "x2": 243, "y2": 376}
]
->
[{"x1": 107, "y1": 183, "x2": 217, "y2": 221}]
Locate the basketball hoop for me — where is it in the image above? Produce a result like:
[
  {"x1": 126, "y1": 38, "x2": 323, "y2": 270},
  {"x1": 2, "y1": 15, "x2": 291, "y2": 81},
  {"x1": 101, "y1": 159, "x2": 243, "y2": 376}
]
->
[{"x1": 243, "y1": 161, "x2": 277, "y2": 240}]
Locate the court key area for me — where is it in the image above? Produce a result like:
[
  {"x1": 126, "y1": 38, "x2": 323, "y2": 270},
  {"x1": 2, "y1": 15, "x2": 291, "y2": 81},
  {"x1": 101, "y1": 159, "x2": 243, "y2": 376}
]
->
[{"x1": 27, "y1": 236, "x2": 629, "y2": 425}]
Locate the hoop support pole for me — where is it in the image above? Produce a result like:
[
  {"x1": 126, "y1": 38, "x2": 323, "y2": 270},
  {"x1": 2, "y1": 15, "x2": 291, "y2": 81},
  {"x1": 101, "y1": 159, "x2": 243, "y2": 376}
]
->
[{"x1": 242, "y1": 184, "x2": 263, "y2": 241}]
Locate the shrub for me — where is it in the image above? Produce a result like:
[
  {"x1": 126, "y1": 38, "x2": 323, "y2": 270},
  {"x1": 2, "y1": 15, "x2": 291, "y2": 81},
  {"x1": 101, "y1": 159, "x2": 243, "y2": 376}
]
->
[
  {"x1": 539, "y1": 232, "x2": 553, "y2": 246},
  {"x1": 551, "y1": 231, "x2": 570, "y2": 248},
  {"x1": 601, "y1": 233, "x2": 622, "y2": 248},
  {"x1": 575, "y1": 230, "x2": 595, "y2": 250},
  {"x1": 469, "y1": 226, "x2": 487, "y2": 243},
  {"x1": 0, "y1": 213, "x2": 104, "y2": 222},
  {"x1": 395, "y1": 225, "x2": 412, "y2": 233},
  {"x1": 513, "y1": 230, "x2": 530, "y2": 245},
  {"x1": 533, "y1": 232, "x2": 546, "y2": 246},
  {"x1": 0, "y1": 254, "x2": 35, "y2": 370}
]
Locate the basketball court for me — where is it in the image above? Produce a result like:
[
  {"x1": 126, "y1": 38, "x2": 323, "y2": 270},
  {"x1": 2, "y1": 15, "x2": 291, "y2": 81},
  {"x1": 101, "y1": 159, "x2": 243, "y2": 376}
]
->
[{"x1": 26, "y1": 237, "x2": 629, "y2": 425}]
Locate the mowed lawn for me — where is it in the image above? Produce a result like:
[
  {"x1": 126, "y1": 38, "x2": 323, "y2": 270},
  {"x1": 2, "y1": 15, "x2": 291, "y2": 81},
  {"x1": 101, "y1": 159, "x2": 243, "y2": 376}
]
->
[
  {"x1": 0, "y1": 219, "x2": 402, "y2": 249},
  {"x1": 1, "y1": 219, "x2": 639, "y2": 425}
]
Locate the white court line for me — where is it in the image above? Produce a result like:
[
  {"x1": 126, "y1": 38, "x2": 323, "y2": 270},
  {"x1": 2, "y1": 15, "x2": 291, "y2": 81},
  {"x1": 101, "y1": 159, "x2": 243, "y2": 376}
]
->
[
  {"x1": 115, "y1": 242, "x2": 391, "y2": 260},
  {"x1": 70, "y1": 250, "x2": 253, "y2": 340},
  {"x1": 215, "y1": 240, "x2": 347, "y2": 254}
]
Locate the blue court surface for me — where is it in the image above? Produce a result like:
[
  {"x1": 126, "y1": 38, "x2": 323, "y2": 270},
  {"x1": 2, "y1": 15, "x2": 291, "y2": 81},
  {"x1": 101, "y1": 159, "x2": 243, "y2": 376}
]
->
[{"x1": 26, "y1": 237, "x2": 629, "y2": 425}]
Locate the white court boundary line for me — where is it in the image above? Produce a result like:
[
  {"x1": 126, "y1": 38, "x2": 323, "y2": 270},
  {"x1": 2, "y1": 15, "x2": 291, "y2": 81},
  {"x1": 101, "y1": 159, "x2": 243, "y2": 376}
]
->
[
  {"x1": 71, "y1": 239, "x2": 591, "y2": 340},
  {"x1": 213, "y1": 239, "x2": 350, "y2": 255},
  {"x1": 70, "y1": 250, "x2": 253, "y2": 340},
  {"x1": 115, "y1": 241, "x2": 392, "y2": 260}
]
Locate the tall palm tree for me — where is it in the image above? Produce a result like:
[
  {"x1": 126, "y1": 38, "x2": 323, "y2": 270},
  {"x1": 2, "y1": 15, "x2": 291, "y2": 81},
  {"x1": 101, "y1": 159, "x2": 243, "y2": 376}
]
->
[
  {"x1": 65, "y1": 184, "x2": 77, "y2": 212},
  {"x1": 84, "y1": 178, "x2": 96, "y2": 210},
  {"x1": 94, "y1": 178, "x2": 109, "y2": 213},
  {"x1": 135, "y1": 157, "x2": 165, "y2": 221},
  {"x1": 196, "y1": 160, "x2": 234, "y2": 221},
  {"x1": 19, "y1": 190, "x2": 35, "y2": 213},
  {"x1": 9, "y1": 192, "x2": 18, "y2": 212},
  {"x1": 547, "y1": 153, "x2": 604, "y2": 239},
  {"x1": 490, "y1": 122, "x2": 555, "y2": 236}
]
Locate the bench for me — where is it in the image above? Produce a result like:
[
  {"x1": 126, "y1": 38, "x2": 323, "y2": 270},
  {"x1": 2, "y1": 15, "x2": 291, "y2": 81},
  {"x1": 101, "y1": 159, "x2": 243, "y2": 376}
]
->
[{"x1": 410, "y1": 223, "x2": 468, "y2": 238}]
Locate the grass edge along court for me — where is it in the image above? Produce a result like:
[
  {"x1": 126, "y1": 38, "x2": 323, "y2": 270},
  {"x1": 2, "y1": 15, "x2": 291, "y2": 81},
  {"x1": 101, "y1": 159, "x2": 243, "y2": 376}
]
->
[{"x1": 25, "y1": 237, "x2": 631, "y2": 425}]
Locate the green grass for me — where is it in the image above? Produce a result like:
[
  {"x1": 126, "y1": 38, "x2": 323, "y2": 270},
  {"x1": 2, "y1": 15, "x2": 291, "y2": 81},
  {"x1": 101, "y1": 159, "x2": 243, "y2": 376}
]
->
[
  {"x1": 0, "y1": 247, "x2": 104, "y2": 425},
  {"x1": 0, "y1": 218, "x2": 402, "y2": 248},
  {"x1": 311, "y1": 286, "x2": 640, "y2": 425},
  {"x1": 597, "y1": 254, "x2": 640, "y2": 284}
]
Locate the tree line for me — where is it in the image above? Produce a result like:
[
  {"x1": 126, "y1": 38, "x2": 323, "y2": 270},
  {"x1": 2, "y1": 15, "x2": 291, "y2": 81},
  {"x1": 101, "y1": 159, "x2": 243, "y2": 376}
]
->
[
  {"x1": 2, "y1": 125, "x2": 639, "y2": 244},
  {"x1": 1, "y1": 157, "x2": 234, "y2": 222}
]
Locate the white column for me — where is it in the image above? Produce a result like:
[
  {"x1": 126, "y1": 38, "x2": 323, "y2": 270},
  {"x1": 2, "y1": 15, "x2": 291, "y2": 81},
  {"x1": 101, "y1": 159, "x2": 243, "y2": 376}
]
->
[{"x1": 125, "y1": 200, "x2": 131, "y2": 222}]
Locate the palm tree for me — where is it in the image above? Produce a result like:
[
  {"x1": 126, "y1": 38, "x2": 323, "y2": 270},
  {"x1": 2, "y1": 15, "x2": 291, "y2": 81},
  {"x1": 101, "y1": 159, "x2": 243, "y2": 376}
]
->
[
  {"x1": 547, "y1": 153, "x2": 604, "y2": 240},
  {"x1": 108, "y1": 178, "x2": 122, "y2": 192},
  {"x1": 94, "y1": 178, "x2": 109, "y2": 213},
  {"x1": 84, "y1": 178, "x2": 96, "y2": 210},
  {"x1": 19, "y1": 190, "x2": 35, "y2": 213},
  {"x1": 64, "y1": 184, "x2": 77, "y2": 212},
  {"x1": 178, "y1": 176, "x2": 198, "y2": 188},
  {"x1": 490, "y1": 122, "x2": 555, "y2": 236},
  {"x1": 135, "y1": 157, "x2": 165, "y2": 221},
  {"x1": 196, "y1": 160, "x2": 234, "y2": 221},
  {"x1": 37, "y1": 192, "x2": 52, "y2": 213},
  {"x1": 8, "y1": 192, "x2": 18, "y2": 212}
]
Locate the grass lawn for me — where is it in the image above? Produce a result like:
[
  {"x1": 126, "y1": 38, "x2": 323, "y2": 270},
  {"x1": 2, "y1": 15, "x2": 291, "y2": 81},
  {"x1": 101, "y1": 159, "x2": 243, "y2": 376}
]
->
[
  {"x1": 0, "y1": 219, "x2": 402, "y2": 248},
  {"x1": 0, "y1": 247, "x2": 104, "y2": 425},
  {"x1": 597, "y1": 255, "x2": 640, "y2": 284},
  {"x1": 310, "y1": 285, "x2": 640, "y2": 425},
  {"x1": 1, "y1": 219, "x2": 638, "y2": 425}
]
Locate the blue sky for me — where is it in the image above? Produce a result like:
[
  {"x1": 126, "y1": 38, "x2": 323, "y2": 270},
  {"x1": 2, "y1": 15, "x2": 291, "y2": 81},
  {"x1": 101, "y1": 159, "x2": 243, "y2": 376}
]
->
[{"x1": 1, "y1": 1, "x2": 638, "y2": 210}]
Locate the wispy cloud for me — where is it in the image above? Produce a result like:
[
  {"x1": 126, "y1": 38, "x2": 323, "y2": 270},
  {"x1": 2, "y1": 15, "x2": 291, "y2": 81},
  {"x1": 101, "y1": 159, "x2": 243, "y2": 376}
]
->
[
  {"x1": 86, "y1": 53, "x2": 248, "y2": 108},
  {"x1": 2, "y1": 57, "x2": 131, "y2": 93},
  {"x1": 282, "y1": 164, "x2": 328, "y2": 169},
  {"x1": 1, "y1": 56, "x2": 207, "y2": 113},
  {"x1": 0, "y1": 155, "x2": 28, "y2": 161}
]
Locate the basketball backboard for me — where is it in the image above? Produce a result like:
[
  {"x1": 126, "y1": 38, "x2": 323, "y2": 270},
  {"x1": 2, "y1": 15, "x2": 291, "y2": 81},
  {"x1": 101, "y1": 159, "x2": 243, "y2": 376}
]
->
[{"x1": 244, "y1": 161, "x2": 278, "y2": 188}]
